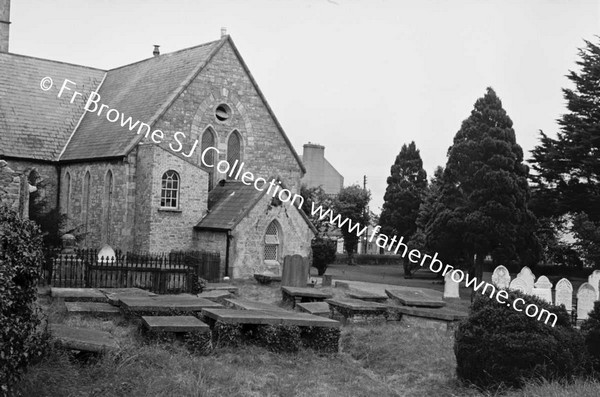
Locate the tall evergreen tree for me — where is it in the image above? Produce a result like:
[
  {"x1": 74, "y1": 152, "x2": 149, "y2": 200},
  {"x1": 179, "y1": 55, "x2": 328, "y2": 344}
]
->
[
  {"x1": 427, "y1": 88, "x2": 540, "y2": 280},
  {"x1": 380, "y1": 142, "x2": 428, "y2": 240},
  {"x1": 531, "y1": 39, "x2": 600, "y2": 266}
]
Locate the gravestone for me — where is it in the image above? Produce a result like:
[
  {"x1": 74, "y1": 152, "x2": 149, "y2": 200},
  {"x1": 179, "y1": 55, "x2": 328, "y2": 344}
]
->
[
  {"x1": 443, "y1": 271, "x2": 460, "y2": 298},
  {"x1": 588, "y1": 270, "x2": 600, "y2": 300},
  {"x1": 577, "y1": 282, "x2": 597, "y2": 321},
  {"x1": 281, "y1": 255, "x2": 309, "y2": 288},
  {"x1": 491, "y1": 265, "x2": 511, "y2": 290},
  {"x1": 508, "y1": 278, "x2": 528, "y2": 293},
  {"x1": 554, "y1": 278, "x2": 573, "y2": 313},
  {"x1": 532, "y1": 276, "x2": 553, "y2": 304},
  {"x1": 516, "y1": 266, "x2": 535, "y2": 294},
  {"x1": 98, "y1": 244, "x2": 116, "y2": 264}
]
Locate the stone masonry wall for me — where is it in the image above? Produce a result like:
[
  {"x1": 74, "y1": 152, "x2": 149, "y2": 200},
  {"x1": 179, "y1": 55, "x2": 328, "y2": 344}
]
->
[
  {"x1": 0, "y1": 160, "x2": 22, "y2": 213},
  {"x1": 60, "y1": 154, "x2": 136, "y2": 251},
  {"x1": 229, "y1": 196, "x2": 314, "y2": 278},
  {"x1": 134, "y1": 144, "x2": 208, "y2": 253},
  {"x1": 152, "y1": 39, "x2": 304, "y2": 194},
  {"x1": 193, "y1": 230, "x2": 228, "y2": 278}
]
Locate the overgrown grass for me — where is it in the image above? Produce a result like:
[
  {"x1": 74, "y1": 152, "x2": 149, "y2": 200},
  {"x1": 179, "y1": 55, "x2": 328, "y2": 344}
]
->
[{"x1": 16, "y1": 282, "x2": 600, "y2": 396}]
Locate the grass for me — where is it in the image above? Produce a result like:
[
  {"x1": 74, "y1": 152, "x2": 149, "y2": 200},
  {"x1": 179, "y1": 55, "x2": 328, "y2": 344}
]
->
[{"x1": 14, "y1": 280, "x2": 600, "y2": 396}]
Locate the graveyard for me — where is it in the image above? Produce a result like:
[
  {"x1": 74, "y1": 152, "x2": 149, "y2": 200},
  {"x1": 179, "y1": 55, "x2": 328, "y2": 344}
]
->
[{"x1": 4, "y1": 256, "x2": 598, "y2": 396}]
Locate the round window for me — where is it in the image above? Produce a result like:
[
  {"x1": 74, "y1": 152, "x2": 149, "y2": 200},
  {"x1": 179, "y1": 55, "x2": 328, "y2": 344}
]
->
[{"x1": 215, "y1": 104, "x2": 232, "y2": 122}]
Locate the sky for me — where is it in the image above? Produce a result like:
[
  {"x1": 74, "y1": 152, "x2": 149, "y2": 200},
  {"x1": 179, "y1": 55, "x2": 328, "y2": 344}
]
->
[{"x1": 8, "y1": 0, "x2": 600, "y2": 211}]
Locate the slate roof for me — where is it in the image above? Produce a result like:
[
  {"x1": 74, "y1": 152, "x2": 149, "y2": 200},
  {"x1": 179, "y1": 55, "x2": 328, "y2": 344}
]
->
[
  {"x1": 195, "y1": 181, "x2": 266, "y2": 231},
  {"x1": 60, "y1": 39, "x2": 223, "y2": 161},
  {"x1": 0, "y1": 53, "x2": 104, "y2": 161},
  {"x1": 196, "y1": 180, "x2": 317, "y2": 233}
]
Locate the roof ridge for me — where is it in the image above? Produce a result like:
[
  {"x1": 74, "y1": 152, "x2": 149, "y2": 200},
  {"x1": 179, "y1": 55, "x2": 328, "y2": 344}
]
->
[
  {"x1": 107, "y1": 39, "x2": 222, "y2": 73},
  {"x1": 0, "y1": 52, "x2": 106, "y2": 71}
]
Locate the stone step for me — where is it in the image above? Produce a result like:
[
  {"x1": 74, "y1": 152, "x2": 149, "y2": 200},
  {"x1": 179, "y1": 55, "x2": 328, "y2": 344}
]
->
[
  {"x1": 65, "y1": 302, "x2": 121, "y2": 316},
  {"x1": 385, "y1": 289, "x2": 445, "y2": 308},
  {"x1": 51, "y1": 288, "x2": 107, "y2": 302},
  {"x1": 142, "y1": 315, "x2": 210, "y2": 333},
  {"x1": 50, "y1": 323, "x2": 119, "y2": 353}
]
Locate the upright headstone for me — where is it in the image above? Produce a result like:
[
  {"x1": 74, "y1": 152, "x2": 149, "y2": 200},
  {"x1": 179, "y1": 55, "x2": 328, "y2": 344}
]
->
[
  {"x1": 98, "y1": 244, "x2": 116, "y2": 264},
  {"x1": 281, "y1": 255, "x2": 309, "y2": 287},
  {"x1": 588, "y1": 270, "x2": 600, "y2": 300},
  {"x1": 443, "y1": 271, "x2": 460, "y2": 299},
  {"x1": 554, "y1": 278, "x2": 573, "y2": 313},
  {"x1": 491, "y1": 265, "x2": 511, "y2": 290},
  {"x1": 577, "y1": 282, "x2": 597, "y2": 321},
  {"x1": 508, "y1": 277, "x2": 528, "y2": 293},
  {"x1": 532, "y1": 276, "x2": 553, "y2": 304},
  {"x1": 516, "y1": 266, "x2": 535, "y2": 294}
]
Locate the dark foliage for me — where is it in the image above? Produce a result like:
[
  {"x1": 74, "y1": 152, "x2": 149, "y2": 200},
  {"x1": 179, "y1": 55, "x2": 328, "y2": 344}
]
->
[
  {"x1": 580, "y1": 301, "x2": 600, "y2": 372},
  {"x1": 455, "y1": 290, "x2": 590, "y2": 390},
  {"x1": 0, "y1": 206, "x2": 49, "y2": 395},
  {"x1": 311, "y1": 237, "x2": 337, "y2": 276},
  {"x1": 333, "y1": 185, "x2": 370, "y2": 264}
]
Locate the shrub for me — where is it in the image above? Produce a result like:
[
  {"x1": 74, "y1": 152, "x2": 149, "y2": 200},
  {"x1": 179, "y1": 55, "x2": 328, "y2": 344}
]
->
[
  {"x1": 455, "y1": 289, "x2": 590, "y2": 390},
  {"x1": 311, "y1": 237, "x2": 336, "y2": 276},
  {"x1": 0, "y1": 206, "x2": 49, "y2": 395},
  {"x1": 580, "y1": 301, "x2": 600, "y2": 372}
]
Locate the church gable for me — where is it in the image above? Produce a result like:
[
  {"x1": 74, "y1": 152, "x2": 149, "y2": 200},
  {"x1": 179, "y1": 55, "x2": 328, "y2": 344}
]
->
[{"x1": 151, "y1": 37, "x2": 305, "y2": 193}]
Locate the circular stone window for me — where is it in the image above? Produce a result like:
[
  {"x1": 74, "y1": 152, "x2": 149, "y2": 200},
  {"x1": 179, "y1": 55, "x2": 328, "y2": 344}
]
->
[{"x1": 215, "y1": 103, "x2": 232, "y2": 123}]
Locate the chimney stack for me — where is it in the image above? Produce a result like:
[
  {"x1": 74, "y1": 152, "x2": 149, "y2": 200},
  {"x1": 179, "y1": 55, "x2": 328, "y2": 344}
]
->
[
  {"x1": 0, "y1": 0, "x2": 10, "y2": 53},
  {"x1": 153, "y1": 44, "x2": 160, "y2": 57},
  {"x1": 221, "y1": 27, "x2": 227, "y2": 38}
]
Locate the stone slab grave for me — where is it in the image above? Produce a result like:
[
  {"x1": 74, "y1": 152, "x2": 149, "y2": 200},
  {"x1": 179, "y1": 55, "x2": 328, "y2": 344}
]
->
[
  {"x1": 254, "y1": 273, "x2": 282, "y2": 285},
  {"x1": 491, "y1": 265, "x2": 511, "y2": 290},
  {"x1": 281, "y1": 254, "x2": 309, "y2": 288},
  {"x1": 532, "y1": 276, "x2": 553, "y2": 304},
  {"x1": 554, "y1": 278, "x2": 573, "y2": 313},
  {"x1": 65, "y1": 302, "x2": 120, "y2": 317},
  {"x1": 443, "y1": 271, "x2": 460, "y2": 299},
  {"x1": 99, "y1": 288, "x2": 157, "y2": 306},
  {"x1": 203, "y1": 283, "x2": 239, "y2": 294},
  {"x1": 51, "y1": 288, "x2": 107, "y2": 302},
  {"x1": 326, "y1": 298, "x2": 390, "y2": 322},
  {"x1": 346, "y1": 290, "x2": 388, "y2": 303},
  {"x1": 394, "y1": 306, "x2": 468, "y2": 332},
  {"x1": 197, "y1": 290, "x2": 232, "y2": 303},
  {"x1": 142, "y1": 316, "x2": 210, "y2": 333},
  {"x1": 577, "y1": 282, "x2": 597, "y2": 321},
  {"x1": 281, "y1": 286, "x2": 332, "y2": 308},
  {"x1": 386, "y1": 289, "x2": 446, "y2": 308},
  {"x1": 50, "y1": 323, "x2": 118, "y2": 353},
  {"x1": 297, "y1": 302, "x2": 331, "y2": 317},
  {"x1": 225, "y1": 298, "x2": 287, "y2": 312},
  {"x1": 201, "y1": 308, "x2": 340, "y2": 353},
  {"x1": 120, "y1": 294, "x2": 222, "y2": 316}
]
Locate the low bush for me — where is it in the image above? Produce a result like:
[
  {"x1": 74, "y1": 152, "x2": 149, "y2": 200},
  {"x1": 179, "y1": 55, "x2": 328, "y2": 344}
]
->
[
  {"x1": 0, "y1": 206, "x2": 49, "y2": 395},
  {"x1": 580, "y1": 301, "x2": 600, "y2": 372},
  {"x1": 455, "y1": 289, "x2": 591, "y2": 390},
  {"x1": 311, "y1": 237, "x2": 336, "y2": 276}
]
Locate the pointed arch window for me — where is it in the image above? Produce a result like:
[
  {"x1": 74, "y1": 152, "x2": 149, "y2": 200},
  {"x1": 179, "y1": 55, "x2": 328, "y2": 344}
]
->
[
  {"x1": 103, "y1": 170, "x2": 113, "y2": 244},
  {"x1": 161, "y1": 170, "x2": 180, "y2": 209},
  {"x1": 82, "y1": 171, "x2": 91, "y2": 245},
  {"x1": 201, "y1": 129, "x2": 216, "y2": 191},
  {"x1": 64, "y1": 171, "x2": 72, "y2": 218},
  {"x1": 227, "y1": 131, "x2": 241, "y2": 179},
  {"x1": 264, "y1": 221, "x2": 280, "y2": 261}
]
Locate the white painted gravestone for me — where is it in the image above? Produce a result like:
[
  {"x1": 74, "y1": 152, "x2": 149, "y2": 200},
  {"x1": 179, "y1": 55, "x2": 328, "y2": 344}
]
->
[
  {"x1": 508, "y1": 278, "x2": 528, "y2": 293},
  {"x1": 444, "y1": 271, "x2": 460, "y2": 299},
  {"x1": 491, "y1": 265, "x2": 511, "y2": 289},
  {"x1": 532, "y1": 276, "x2": 553, "y2": 304},
  {"x1": 516, "y1": 266, "x2": 535, "y2": 294},
  {"x1": 577, "y1": 282, "x2": 597, "y2": 321},
  {"x1": 588, "y1": 270, "x2": 600, "y2": 300},
  {"x1": 554, "y1": 278, "x2": 573, "y2": 313}
]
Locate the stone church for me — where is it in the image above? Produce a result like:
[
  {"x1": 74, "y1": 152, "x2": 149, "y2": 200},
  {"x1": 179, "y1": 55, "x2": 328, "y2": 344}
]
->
[{"x1": 0, "y1": 1, "x2": 315, "y2": 278}]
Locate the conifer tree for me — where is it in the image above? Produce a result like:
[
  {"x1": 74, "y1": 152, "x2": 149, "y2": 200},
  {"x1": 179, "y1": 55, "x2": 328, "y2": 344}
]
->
[
  {"x1": 380, "y1": 142, "x2": 428, "y2": 240},
  {"x1": 427, "y1": 88, "x2": 540, "y2": 280}
]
